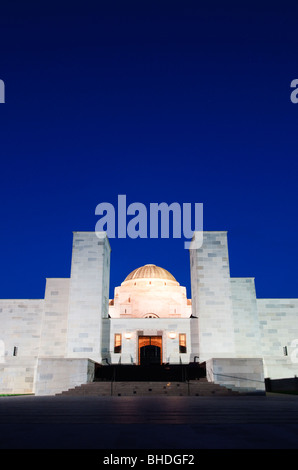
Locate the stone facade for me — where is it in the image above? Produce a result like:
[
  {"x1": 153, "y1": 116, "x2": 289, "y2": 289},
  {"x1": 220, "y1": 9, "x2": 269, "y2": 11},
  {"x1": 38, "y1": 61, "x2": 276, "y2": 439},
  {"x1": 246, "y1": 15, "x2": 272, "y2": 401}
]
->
[
  {"x1": 0, "y1": 230, "x2": 297, "y2": 395},
  {"x1": 0, "y1": 299, "x2": 43, "y2": 394},
  {"x1": 257, "y1": 299, "x2": 298, "y2": 379},
  {"x1": 66, "y1": 232, "x2": 111, "y2": 363},
  {"x1": 105, "y1": 318, "x2": 191, "y2": 365},
  {"x1": 231, "y1": 278, "x2": 261, "y2": 357},
  {"x1": 35, "y1": 358, "x2": 95, "y2": 396},
  {"x1": 190, "y1": 232, "x2": 235, "y2": 360},
  {"x1": 206, "y1": 358, "x2": 265, "y2": 394}
]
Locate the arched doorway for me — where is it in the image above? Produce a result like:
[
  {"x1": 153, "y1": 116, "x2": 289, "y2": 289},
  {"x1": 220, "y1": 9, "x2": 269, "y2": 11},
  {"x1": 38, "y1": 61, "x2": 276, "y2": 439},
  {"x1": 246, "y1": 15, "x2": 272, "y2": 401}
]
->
[
  {"x1": 138, "y1": 336, "x2": 162, "y2": 365},
  {"x1": 140, "y1": 345, "x2": 160, "y2": 366}
]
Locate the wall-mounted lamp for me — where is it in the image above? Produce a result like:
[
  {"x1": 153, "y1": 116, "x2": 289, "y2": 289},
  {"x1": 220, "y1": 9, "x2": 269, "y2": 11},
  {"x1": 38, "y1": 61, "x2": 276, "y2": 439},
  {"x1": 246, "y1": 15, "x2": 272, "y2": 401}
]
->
[
  {"x1": 168, "y1": 332, "x2": 177, "y2": 339},
  {"x1": 125, "y1": 333, "x2": 132, "y2": 339}
]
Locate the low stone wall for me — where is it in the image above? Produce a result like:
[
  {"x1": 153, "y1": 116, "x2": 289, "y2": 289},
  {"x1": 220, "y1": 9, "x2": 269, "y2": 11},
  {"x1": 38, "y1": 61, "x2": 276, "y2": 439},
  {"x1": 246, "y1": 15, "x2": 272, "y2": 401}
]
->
[
  {"x1": 206, "y1": 358, "x2": 265, "y2": 394},
  {"x1": 263, "y1": 357, "x2": 298, "y2": 380},
  {"x1": 0, "y1": 357, "x2": 37, "y2": 395},
  {"x1": 35, "y1": 358, "x2": 95, "y2": 396}
]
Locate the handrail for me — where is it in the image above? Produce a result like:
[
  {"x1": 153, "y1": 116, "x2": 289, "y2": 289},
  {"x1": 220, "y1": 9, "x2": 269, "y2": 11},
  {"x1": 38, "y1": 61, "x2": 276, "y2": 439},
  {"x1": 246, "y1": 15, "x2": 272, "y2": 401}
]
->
[{"x1": 208, "y1": 368, "x2": 264, "y2": 384}]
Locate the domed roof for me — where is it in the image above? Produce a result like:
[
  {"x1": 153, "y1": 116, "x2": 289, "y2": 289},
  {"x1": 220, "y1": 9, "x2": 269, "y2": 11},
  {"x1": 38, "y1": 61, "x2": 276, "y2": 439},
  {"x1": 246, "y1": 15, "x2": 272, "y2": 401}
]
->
[{"x1": 124, "y1": 264, "x2": 177, "y2": 282}]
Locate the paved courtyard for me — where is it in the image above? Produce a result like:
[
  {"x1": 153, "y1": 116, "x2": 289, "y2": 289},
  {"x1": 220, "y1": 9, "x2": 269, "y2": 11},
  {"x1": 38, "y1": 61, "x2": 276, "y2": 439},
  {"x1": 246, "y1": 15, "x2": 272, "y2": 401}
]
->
[{"x1": 1, "y1": 393, "x2": 298, "y2": 449}]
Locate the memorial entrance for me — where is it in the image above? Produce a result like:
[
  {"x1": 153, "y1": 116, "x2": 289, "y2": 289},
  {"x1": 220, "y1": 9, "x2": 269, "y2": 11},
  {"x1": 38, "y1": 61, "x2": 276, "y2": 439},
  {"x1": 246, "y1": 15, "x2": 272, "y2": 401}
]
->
[{"x1": 139, "y1": 336, "x2": 162, "y2": 366}]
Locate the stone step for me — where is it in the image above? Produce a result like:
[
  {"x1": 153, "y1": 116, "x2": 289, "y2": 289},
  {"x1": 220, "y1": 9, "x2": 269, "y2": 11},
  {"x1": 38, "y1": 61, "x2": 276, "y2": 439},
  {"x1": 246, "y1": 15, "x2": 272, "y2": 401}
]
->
[{"x1": 56, "y1": 381, "x2": 240, "y2": 397}]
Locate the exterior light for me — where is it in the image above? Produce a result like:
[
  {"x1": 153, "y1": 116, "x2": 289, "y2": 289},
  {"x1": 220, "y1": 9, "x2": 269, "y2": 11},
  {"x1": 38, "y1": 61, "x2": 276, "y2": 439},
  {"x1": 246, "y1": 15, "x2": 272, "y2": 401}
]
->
[
  {"x1": 168, "y1": 332, "x2": 177, "y2": 339},
  {"x1": 125, "y1": 333, "x2": 132, "y2": 339}
]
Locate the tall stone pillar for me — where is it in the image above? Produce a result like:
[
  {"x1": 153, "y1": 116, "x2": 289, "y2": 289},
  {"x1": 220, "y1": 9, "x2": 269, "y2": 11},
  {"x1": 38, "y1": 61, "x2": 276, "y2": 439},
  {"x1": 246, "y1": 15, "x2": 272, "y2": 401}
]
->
[
  {"x1": 66, "y1": 232, "x2": 111, "y2": 363},
  {"x1": 190, "y1": 231, "x2": 235, "y2": 362}
]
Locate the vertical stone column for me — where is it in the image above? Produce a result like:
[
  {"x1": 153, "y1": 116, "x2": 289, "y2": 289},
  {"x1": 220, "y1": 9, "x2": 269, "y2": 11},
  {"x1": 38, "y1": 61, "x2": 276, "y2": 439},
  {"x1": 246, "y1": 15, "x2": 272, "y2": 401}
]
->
[
  {"x1": 67, "y1": 232, "x2": 111, "y2": 363},
  {"x1": 189, "y1": 231, "x2": 235, "y2": 362},
  {"x1": 231, "y1": 278, "x2": 261, "y2": 357},
  {"x1": 39, "y1": 278, "x2": 70, "y2": 357}
]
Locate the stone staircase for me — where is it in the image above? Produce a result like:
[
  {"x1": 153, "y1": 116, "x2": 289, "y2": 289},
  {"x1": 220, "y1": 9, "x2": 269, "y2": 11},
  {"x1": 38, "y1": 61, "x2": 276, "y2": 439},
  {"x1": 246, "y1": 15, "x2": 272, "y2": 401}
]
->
[{"x1": 56, "y1": 379, "x2": 240, "y2": 397}]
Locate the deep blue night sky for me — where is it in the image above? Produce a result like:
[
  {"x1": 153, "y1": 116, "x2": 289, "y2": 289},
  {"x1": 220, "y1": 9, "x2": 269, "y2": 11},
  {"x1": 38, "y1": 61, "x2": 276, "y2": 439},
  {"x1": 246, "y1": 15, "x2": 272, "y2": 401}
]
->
[{"x1": 0, "y1": 1, "x2": 298, "y2": 300}]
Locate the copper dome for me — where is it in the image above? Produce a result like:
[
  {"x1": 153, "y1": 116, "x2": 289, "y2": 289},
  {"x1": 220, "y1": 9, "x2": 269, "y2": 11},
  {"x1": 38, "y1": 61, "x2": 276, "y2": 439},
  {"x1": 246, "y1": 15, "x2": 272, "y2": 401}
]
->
[{"x1": 124, "y1": 264, "x2": 177, "y2": 283}]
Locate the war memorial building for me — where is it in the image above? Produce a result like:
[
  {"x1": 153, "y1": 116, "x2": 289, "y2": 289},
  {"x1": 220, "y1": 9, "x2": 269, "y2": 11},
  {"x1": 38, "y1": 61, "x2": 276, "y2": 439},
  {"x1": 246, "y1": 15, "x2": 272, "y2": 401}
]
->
[{"x1": 0, "y1": 231, "x2": 298, "y2": 395}]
